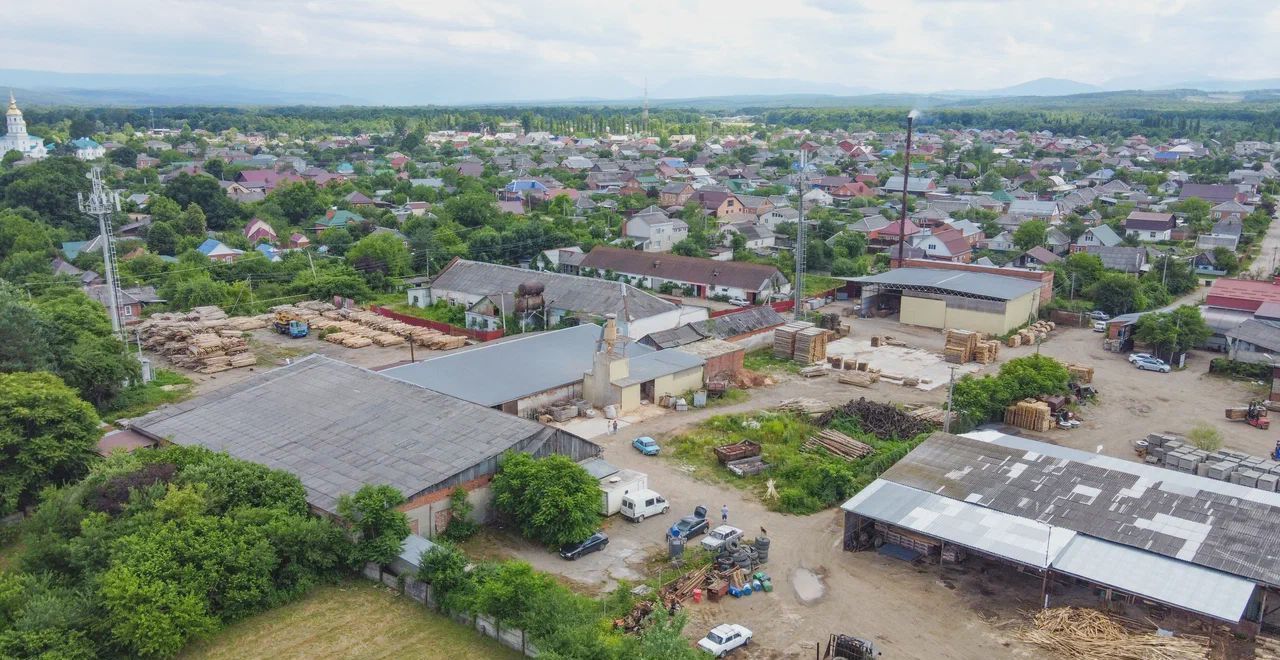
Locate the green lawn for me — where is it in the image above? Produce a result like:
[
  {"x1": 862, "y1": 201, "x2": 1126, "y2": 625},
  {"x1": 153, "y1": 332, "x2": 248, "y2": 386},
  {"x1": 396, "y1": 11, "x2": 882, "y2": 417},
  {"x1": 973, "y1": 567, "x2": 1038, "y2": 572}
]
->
[
  {"x1": 743, "y1": 348, "x2": 802, "y2": 375},
  {"x1": 102, "y1": 369, "x2": 194, "y2": 423},
  {"x1": 180, "y1": 579, "x2": 518, "y2": 660}
]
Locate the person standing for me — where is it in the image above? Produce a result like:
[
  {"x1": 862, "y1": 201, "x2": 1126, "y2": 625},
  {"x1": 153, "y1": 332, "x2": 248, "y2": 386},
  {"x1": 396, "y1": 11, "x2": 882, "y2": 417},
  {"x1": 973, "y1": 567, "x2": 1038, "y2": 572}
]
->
[{"x1": 721, "y1": 504, "x2": 729, "y2": 523}]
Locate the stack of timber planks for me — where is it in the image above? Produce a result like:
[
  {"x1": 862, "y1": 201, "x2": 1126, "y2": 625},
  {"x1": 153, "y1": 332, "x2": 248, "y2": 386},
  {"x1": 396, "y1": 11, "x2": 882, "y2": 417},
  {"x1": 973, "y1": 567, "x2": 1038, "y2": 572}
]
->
[
  {"x1": 973, "y1": 339, "x2": 1001, "y2": 364},
  {"x1": 136, "y1": 306, "x2": 259, "y2": 373},
  {"x1": 1066, "y1": 363, "x2": 1094, "y2": 383},
  {"x1": 944, "y1": 329, "x2": 979, "y2": 364},
  {"x1": 794, "y1": 327, "x2": 829, "y2": 364},
  {"x1": 1004, "y1": 398, "x2": 1052, "y2": 432},
  {"x1": 773, "y1": 321, "x2": 814, "y2": 360}
]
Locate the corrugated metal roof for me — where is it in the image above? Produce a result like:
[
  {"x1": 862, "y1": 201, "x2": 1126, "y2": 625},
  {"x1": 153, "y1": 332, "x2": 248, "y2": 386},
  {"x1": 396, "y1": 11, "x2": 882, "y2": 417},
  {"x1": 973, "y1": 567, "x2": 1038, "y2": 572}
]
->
[
  {"x1": 1053, "y1": 534, "x2": 1253, "y2": 622},
  {"x1": 1226, "y1": 319, "x2": 1280, "y2": 352},
  {"x1": 613, "y1": 349, "x2": 704, "y2": 387},
  {"x1": 876, "y1": 430, "x2": 1280, "y2": 586},
  {"x1": 429, "y1": 259, "x2": 676, "y2": 320},
  {"x1": 386, "y1": 324, "x2": 650, "y2": 406},
  {"x1": 852, "y1": 268, "x2": 1041, "y2": 302},
  {"x1": 131, "y1": 355, "x2": 584, "y2": 513},
  {"x1": 579, "y1": 246, "x2": 784, "y2": 292},
  {"x1": 397, "y1": 534, "x2": 438, "y2": 570}
]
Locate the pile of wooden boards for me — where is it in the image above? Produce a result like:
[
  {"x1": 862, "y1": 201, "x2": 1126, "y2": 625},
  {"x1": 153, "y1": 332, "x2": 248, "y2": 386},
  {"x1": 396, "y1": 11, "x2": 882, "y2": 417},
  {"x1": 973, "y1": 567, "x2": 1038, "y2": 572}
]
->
[
  {"x1": 944, "y1": 329, "x2": 979, "y2": 363},
  {"x1": 838, "y1": 370, "x2": 879, "y2": 388},
  {"x1": 798, "y1": 364, "x2": 827, "y2": 378},
  {"x1": 803, "y1": 429, "x2": 873, "y2": 460},
  {"x1": 1066, "y1": 363, "x2": 1094, "y2": 383},
  {"x1": 1015, "y1": 607, "x2": 1208, "y2": 660},
  {"x1": 870, "y1": 335, "x2": 907, "y2": 348},
  {"x1": 1004, "y1": 398, "x2": 1052, "y2": 432},
  {"x1": 973, "y1": 339, "x2": 1000, "y2": 364},
  {"x1": 308, "y1": 307, "x2": 467, "y2": 350},
  {"x1": 906, "y1": 405, "x2": 951, "y2": 425},
  {"x1": 774, "y1": 398, "x2": 832, "y2": 417},
  {"x1": 1008, "y1": 320, "x2": 1056, "y2": 348},
  {"x1": 773, "y1": 321, "x2": 828, "y2": 363},
  {"x1": 135, "y1": 306, "x2": 260, "y2": 373}
]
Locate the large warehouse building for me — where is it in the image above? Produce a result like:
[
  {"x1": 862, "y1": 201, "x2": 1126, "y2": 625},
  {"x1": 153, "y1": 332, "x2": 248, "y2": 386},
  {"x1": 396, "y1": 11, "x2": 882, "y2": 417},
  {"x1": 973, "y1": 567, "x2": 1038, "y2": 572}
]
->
[
  {"x1": 851, "y1": 267, "x2": 1044, "y2": 335},
  {"x1": 842, "y1": 430, "x2": 1280, "y2": 632}
]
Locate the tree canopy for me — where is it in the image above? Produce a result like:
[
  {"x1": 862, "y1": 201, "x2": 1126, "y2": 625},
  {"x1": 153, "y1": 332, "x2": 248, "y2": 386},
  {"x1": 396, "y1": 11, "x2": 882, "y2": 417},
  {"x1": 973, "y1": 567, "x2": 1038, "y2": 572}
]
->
[{"x1": 491, "y1": 452, "x2": 599, "y2": 547}]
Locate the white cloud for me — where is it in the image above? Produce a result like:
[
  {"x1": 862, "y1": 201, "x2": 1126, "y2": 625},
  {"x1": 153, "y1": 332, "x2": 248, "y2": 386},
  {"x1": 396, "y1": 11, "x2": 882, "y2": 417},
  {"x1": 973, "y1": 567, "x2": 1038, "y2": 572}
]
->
[{"x1": 4, "y1": 0, "x2": 1278, "y2": 101}]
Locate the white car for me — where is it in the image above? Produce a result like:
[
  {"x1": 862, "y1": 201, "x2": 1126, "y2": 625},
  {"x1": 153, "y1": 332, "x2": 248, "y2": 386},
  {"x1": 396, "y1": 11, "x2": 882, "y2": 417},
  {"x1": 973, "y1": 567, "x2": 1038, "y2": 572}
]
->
[
  {"x1": 1092, "y1": 320, "x2": 1107, "y2": 332},
  {"x1": 728, "y1": 297, "x2": 751, "y2": 307},
  {"x1": 1134, "y1": 357, "x2": 1171, "y2": 373},
  {"x1": 698, "y1": 624, "x2": 752, "y2": 656},
  {"x1": 1127, "y1": 352, "x2": 1156, "y2": 364},
  {"x1": 699, "y1": 525, "x2": 744, "y2": 551}
]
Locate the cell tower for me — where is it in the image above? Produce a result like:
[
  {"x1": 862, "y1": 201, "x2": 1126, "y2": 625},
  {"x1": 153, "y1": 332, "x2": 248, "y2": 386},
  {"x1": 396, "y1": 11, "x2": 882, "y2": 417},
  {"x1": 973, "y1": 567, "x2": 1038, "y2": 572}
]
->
[
  {"x1": 78, "y1": 167, "x2": 124, "y2": 340},
  {"x1": 642, "y1": 77, "x2": 649, "y2": 136},
  {"x1": 793, "y1": 150, "x2": 808, "y2": 320}
]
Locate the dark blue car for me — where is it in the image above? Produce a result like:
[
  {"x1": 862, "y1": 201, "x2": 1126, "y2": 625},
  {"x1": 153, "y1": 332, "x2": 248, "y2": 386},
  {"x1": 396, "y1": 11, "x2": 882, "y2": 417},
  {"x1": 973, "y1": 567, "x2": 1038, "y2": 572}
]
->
[{"x1": 559, "y1": 531, "x2": 608, "y2": 560}]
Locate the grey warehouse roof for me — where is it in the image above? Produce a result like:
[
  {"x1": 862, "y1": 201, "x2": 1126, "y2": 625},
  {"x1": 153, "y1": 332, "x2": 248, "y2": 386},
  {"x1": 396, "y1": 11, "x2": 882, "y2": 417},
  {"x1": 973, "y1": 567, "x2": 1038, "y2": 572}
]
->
[
  {"x1": 131, "y1": 355, "x2": 585, "y2": 513},
  {"x1": 385, "y1": 324, "x2": 651, "y2": 407},
  {"x1": 851, "y1": 268, "x2": 1042, "y2": 302},
  {"x1": 429, "y1": 258, "x2": 676, "y2": 321},
  {"x1": 880, "y1": 430, "x2": 1280, "y2": 586}
]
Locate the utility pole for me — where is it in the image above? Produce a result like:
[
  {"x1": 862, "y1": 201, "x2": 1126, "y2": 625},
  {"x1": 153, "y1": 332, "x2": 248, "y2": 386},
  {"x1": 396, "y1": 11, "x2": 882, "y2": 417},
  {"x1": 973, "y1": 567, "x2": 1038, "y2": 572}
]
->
[
  {"x1": 896, "y1": 110, "x2": 919, "y2": 268},
  {"x1": 943, "y1": 366, "x2": 958, "y2": 433},
  {"x1": 794, "y1": 149, "x2": 808, "y2": 320},
  {"x1": 78, "y1": 167, "x2": 124, "y2": 341}
]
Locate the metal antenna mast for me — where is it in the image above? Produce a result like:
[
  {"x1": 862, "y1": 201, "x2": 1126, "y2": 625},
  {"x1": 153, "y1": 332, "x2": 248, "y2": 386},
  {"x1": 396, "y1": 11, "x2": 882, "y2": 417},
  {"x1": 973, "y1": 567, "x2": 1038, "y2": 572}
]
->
[
  {"x1": 79, "y1": 167, "x2": 124, "y2": 340},
  {"x1": 793, "y1": 149, "x2": 808, "y2": 320}
]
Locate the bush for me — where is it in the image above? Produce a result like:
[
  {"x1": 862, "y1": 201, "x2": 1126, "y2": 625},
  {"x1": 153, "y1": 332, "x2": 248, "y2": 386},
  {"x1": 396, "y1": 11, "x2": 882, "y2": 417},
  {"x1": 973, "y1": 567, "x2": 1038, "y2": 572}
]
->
[
  {"x1": 1188, "y1": 423, "x2": 1223, "y2": 452},
  {"x1": 1210, "y1": 358, "x2": 1273, "y2": 381},
  {"x1": 439, "y1": 487, "x2": 478, "y2": 542},
  {"x1": 491, "y1": 453, "x2": 599, "y2": 547},
  {"x1": 337, "y1": 484, "x2": 411, "y2": 565}
]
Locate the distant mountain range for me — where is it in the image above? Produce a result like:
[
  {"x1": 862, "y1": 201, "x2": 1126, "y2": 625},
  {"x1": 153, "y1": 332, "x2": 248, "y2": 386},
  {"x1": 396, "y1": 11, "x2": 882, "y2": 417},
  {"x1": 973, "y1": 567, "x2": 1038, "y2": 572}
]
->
[{"x1": 4, "y1": 68, "x2": 1280, "y2": 107}]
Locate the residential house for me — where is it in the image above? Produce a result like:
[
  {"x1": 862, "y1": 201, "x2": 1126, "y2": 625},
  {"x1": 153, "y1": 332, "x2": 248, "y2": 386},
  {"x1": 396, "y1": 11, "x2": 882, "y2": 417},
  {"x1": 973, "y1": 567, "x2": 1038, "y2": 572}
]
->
[
  {"x1": 982, "y1": 230, "x2": 1017, "y2": 252},
  {"x1": 1045, "y1": 228, "x2": 1071, "y2": 255},
  {"x1": 1074, "y1": 224, "x2": 1123, "y2": 251},
  {"x1": 881, "y1": 176, "x2": 937, "y2": 196},
  {"x1": 287, "y1": 233, "x2": 311, "y2": 249},
  {"x1": 578, "y1": 246, "x2": 790, "y2": 302},
  {"x1": 1123, "y1": 211, "x2": 1176, "y2": 242},
  {"x1": 758, "y1": 206, "x2": 799, "y2": 230},
  {"x1": 660, "y1": 182, "x2": 695, "y2": 207},
  {"x1": 135, "y1": 153, "x2": 160, "y2": 169},
  {"x1": 1211, "y1": 200, "x2": 1253, "y2": 222},
  {"x1": 1007, "y1": 199, "x2": 1063, "y2": 222},
  {"x1": 1012, "y1": 246, "x2": 1062, "y2": 269},
  {"x1": 911, "y1": 228, "x2": 972, "y2": 263},
  {"x1": 70, "y1": 137, "x2": 104, "y2": 161},
  {"x1": 345, "y1": 191, "x2": 376, "y2": 207},
  {"x1": 83, "y1": 284, "x2": 163, "y2": 324},
  {"x1": 722, "y1": 222, "x2": 776, "y2": 252},
  {"x1": 693, "y1": 190, "x2": 750, "y2": 219},
  {"x1": 1196, "y1": 219, "x2": 1243, "y2": 252},
  {"x1": 313, "y1": 208, "x2": 365, "y2": 233},
  {"x1": 244, "y1": 218, "x2": 278, "y2": 244},
  {"x1": 196, "y1": 238, "x2": 244, "y2": 263},
  {"x1": 1079, "y1": 245, "x2": 1147, "y2": 274},
  {"x1": 1191, "y1": 250, "x2": 1229, "y2": 276},
  {"x1": 801, "y1": 188, "x2": 834, "y2": 207},
  {"x1": 734, "y1": 194, "x2": 774, "y2": 215},
  {"x1": 623, "y1": 206, "x2": 689, "y2": 252},
  {"x1": 1180, "y1": 183, "x2": 1241, "y2": 205}
]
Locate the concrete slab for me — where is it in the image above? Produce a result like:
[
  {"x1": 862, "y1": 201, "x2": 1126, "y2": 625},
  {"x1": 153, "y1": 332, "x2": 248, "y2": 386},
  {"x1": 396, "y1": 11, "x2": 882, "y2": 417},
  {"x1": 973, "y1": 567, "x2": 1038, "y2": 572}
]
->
[{"x1": 826, "y1": 337, "x2": 982, "y2": 391}]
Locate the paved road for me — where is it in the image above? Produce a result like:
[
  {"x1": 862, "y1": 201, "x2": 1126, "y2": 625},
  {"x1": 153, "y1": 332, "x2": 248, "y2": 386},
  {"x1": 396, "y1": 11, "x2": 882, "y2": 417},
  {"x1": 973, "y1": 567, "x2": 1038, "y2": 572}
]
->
[{"x1": 1250, "y1": 214, "x2": 1280, "y2": 278}]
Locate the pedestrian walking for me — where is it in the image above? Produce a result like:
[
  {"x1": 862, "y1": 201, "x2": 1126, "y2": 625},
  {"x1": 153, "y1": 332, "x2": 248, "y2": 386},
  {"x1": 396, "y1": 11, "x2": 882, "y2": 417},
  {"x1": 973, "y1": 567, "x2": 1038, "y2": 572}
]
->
[
  {"x1": 721, "y1": 504, "x2": 729, "y2": 523},
  {"x1": 610, "y1": 420, "x2": 617, "y2": 435}
]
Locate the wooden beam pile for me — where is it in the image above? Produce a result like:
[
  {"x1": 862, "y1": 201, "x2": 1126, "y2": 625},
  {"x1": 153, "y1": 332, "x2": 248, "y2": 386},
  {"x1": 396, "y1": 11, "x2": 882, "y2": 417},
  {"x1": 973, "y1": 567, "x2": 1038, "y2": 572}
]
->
[
  {"x1": 944, "y1": 329, "x2": 979, "y2": 364},
  {"x1": 310, "y1": 308, "x2": 468, "y2": 350},
  {"x1": 774, "y1": 398, "x2": 832, "y2": 417},
  {"x1": 772, "y1": 321, "x2": 813, "y2": 359},
  {"x1": 1004, "y1": 398, "x2": 1052, "y2": 432},
  {"x1": 798, "y1": 364, "x2": 827, "y2": 378},
  {"x1": 973, "y1": 339, "x2": 1000, "y2": 364},
  {"x1": 1015, "y1": 607, "x2": 1208, "y2": 660},
  {"x1": 1066, "y1": 363, "x2": 1094, "y2": 383},
  {"x1": 838, "y1": 371, "x2": 879, "y2": 388},
  {"x1": 906, "y1": 405, "x2": 951, "y2": 425},
  {"x1": 793, "y1": 327, "x2": 828, "y2": 364},
  {"x1": 659, "y1": 564, "x2": 711, "y2": 607},
  {"x1": 135, "y1": 306, "x2": 259, "y2": 373},
  {"x1": 813, "y1": 397, "x2": 938, "y2": 440},
  {"x1": 803, "y1": 429, "x2": 874, "y2": 460}
]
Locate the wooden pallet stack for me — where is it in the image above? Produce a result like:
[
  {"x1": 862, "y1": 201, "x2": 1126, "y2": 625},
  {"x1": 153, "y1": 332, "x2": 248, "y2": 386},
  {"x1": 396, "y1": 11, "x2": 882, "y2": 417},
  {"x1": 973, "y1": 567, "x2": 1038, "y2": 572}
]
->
[
  {"x1": 773, "y1": 321, "x2": 814, "y2": 359},
  {"x1": 794, "y1": 327, "x2": 829, "y2": 363},
  {"x1": 1066, "y1": 363, "x2": 1094, "y2": 383},
  {"x1": 944, "y1": 329, "x2": 979, "y2": 363},
  {"x1": 1004, "y1": 398, "x2": 1052, "y2": 432},
  {"x1": 803, "y1": 429, "x2": 874, "y2": 460},
  {"x1": 973, "y1": 339, "x2": 1000, "y2": 364}
]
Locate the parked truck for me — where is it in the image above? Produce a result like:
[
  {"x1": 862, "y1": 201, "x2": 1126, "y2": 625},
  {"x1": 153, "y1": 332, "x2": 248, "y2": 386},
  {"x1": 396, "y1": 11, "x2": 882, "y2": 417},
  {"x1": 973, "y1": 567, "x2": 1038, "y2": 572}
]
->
[{"x1": 273, "y1": 312, "x2": 310, "y2": 338}]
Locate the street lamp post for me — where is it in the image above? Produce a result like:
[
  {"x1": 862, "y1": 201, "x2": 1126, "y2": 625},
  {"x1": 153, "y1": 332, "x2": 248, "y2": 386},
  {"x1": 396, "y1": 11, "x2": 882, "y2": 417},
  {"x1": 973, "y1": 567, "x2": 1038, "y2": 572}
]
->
[{"x1": 896, "y1": 110, "x2": 920, "y2": 267}]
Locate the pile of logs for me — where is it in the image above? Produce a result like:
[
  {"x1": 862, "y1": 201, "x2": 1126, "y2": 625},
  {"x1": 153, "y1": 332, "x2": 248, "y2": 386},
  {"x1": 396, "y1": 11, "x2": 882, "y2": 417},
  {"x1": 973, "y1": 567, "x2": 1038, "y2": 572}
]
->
[
  {"x1": 1015, "y1": 607, "x2": 1208, "y2": 660},
  {"x1": 1005, "y1": 398, "x2": 1053, "y2": 432},
  {"x1": 804, "y1": 429, "x2": 874, "y2": 460},
  {"x1": 660, "y1": 564, "x2": 711, "y2": 606},
  {"x1": 308, "y1": 308, "x2": 467, "y2": 350},
  {"x1": 813, "y1": 397, "x2": 938, "y2": 440},
  {"x1": 905, "y1": 405, "x2": 951, "y2": 426},
  {"x1": 798, "y1": 364, "x2": 827, "y2": 378},
  {"x1": 1009, "y1": 321, "x2": 1056, "y2": 348}
]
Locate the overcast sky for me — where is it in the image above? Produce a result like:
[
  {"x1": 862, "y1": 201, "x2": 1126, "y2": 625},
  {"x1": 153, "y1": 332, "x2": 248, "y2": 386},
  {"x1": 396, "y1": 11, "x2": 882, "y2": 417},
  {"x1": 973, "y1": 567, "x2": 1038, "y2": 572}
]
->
[{"x1": 6, "y1": 0, "x2": 1280, "y2": 103}]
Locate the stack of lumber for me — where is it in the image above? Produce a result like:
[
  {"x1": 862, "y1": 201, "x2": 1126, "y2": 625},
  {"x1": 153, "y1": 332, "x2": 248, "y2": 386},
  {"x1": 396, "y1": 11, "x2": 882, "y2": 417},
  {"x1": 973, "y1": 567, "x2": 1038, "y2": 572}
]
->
[
  {"x1": 135, "y1": 306, "x2": 259, "y2": 373},
  {"x1": 1004, "y1": 398, "x2": 1052, "y2": 432},
  {"x1": 1015, "y1": 607, "x2": 1208, "y2": 660},
  {"x1": 1015, "y1": 320, "x2": 1056, "y2": 347},
  {"x1": 793, "y1": 327, "x2": 828, "y2": 363},
  {"x1": 814, "y1": 397, "x2": 938, "y2": 440},
  {"x1": 772, "y1": 321, "x2": 812, "y2": 359},
  {"x1": 838, "y1": 371, "x2": 879, "y2": 388},
  {"x1": 774, "y1": 398, "x2": 832, "y2": 417},
  {"x1": 798, "y1": 364, "x2": 827, "y2": 378},
  {"x1": 973, "y1": 339, "x2": 1000, "y2": 364},
  {"x1": 906, "y1": 405, "x2": 951, "y2": 425},
  {"x1": 323, "y1": 332, "x2": 373, "y2": 348},
  {"x1": 804, "y1": 429, "x2": 873, "y2": 460},
  {"x1": 310, "y1": 307, "x2": 468, "y2": 350},
  {"x1": 1066, "y1": 363, "x2": 1094, "y2": 383},
  {"x1": 1007, "y1": 333, "x2": 1023, "y2": 348},
  {"x1": 944, "y1": 329, "x2": 979, "y2": 363}
]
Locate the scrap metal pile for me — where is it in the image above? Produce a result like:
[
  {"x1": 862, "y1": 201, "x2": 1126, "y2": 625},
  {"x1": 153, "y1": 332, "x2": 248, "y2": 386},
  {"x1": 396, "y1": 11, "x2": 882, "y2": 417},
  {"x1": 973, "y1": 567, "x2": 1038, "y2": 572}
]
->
[
  {"x1": 813, "y1": 397, "x2": 938, "y2": 440},
  {"x1": 1015, "y1": 608, "x2": 1208, "y2": 660}
]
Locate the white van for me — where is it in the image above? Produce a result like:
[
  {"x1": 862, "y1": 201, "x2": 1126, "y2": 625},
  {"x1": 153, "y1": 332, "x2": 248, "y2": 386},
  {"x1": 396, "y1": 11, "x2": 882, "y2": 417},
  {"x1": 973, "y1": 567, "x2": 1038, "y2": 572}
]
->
[{"x1": 620, "y1": 489, "x2": 669, "y2": 522}]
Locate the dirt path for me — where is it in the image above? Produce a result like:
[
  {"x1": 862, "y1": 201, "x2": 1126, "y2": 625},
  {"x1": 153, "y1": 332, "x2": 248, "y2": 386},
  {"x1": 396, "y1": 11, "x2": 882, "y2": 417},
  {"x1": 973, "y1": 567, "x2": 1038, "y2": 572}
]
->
[{"x1": 1250, "y1": 214, "x2": 1280, "y2": 278}]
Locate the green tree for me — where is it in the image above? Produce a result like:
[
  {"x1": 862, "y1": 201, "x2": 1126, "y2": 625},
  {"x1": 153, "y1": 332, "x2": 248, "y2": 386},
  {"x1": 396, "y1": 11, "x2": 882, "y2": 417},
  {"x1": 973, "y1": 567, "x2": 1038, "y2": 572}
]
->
[
  {"x1": 0, "y1": 157, "x2": 91, "y2": 233},
  {"x1": 272, "y1": 181, "x2": 327, "y2": 225},
  {"x1": 0, "y1": 208, "x2": 54, "y2": 260},
  {"x1": 491, "y1": 453, "x2": 599, "y2": 547},
  {"x1": 0, "y1": 371, "x2": 101, "y2": 515},
  {"x1": 177, "y1": 203, "x2": 207, "y2": 236},
  {"x1": 1134, "y1": 305, "x2": 1212, "y2": 360},
  {"x1": 830, "y1": 257, "x2": 867, "y2": 277},
  {"x1": 444, "y1": 192, "x2": 499, "y2": 228},
  {"x1": 320, "y1": 227, "x2": 353, "y2": 256},
  {"x1": 163, "y1": 173, "x2": 240, "y2": 230},
  {"x1": 337, "y1": 484, "x2": 411, "y2": 565},
  {"x1": 145, "y1": 221, "x2": 178, "y2": 256},
  {"x1": 0, "y1": 283, "x2": 53, "y2": 372},
  {"x1": 1144, "y1": 255, "x2": 1198, "y2": 296},
  {"x1": 109, "y1": 145, "x2": 138, "y2": 169},
  {"x1": 1211, "y1": 246, "x2": 1240, "y2": 275},
  {"x1": 832, "y1": 231, "x2": 866, "y2": 260},
  {"x1": 1012, "y1": 220, "x2": 1047, "y2": 250},
  {"x1": 148, "y1": 196, "x2": 183, "y2": 225},
  {"x1": 418, "y1": 541, "x2": 472, "y2": 612},
  {"x1": 346, "y1": 233, "x2": 411, "y2": 286},
  {"x1": 1087, "y1": 272, "x2": 1144, "y2": 316}
]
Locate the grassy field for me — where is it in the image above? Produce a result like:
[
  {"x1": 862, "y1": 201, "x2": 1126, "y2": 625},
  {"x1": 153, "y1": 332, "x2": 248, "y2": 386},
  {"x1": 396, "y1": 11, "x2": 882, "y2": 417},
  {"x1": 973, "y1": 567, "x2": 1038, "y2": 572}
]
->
[
  {"x1": 102, "y1": 369, "x2": 194, "y2": 423},
  {"x1": 180, "y1": 579, "x2": 518, "y2": 660}
]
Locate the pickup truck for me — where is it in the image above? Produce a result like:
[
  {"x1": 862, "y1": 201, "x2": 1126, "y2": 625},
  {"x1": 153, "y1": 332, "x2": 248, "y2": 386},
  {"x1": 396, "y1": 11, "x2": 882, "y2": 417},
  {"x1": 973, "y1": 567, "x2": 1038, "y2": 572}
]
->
[{"x1": 700, "y1": 525, "x2": 744, "y2": 552}]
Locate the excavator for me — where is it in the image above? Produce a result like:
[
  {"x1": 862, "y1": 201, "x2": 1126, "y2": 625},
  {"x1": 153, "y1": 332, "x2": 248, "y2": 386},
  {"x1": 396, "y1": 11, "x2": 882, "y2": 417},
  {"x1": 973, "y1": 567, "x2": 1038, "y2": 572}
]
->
[{"x1": 272, "y1": 311, "x2": 310, "y2": 338}]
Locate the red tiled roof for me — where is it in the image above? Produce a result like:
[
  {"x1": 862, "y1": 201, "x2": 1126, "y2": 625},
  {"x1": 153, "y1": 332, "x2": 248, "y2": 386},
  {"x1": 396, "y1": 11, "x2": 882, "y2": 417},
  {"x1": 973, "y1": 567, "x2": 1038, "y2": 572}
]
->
[{"x1": 1206, "y1": 278, "x2": 1280, "y2": 312}]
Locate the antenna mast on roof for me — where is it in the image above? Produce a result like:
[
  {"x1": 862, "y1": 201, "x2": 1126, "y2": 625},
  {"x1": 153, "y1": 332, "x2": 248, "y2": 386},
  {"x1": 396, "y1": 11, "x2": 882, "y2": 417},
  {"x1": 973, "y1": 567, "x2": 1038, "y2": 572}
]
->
[
  {"x1": 78, "y1": 167, "x2": 124, "y2": 341},
  {"x1": 794, "y1": 149, "x2": 807, "y2": 320}
]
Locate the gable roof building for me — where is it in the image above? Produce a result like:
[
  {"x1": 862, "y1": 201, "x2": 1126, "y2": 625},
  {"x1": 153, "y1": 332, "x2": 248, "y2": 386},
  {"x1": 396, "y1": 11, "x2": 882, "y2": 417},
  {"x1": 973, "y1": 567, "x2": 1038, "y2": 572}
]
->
[
  {"x1": 579, "y1": 246, "x2": 790, "y2": 302},
  {"x1": 130, "y1": 355, "x2": 600, "y2": 533}
]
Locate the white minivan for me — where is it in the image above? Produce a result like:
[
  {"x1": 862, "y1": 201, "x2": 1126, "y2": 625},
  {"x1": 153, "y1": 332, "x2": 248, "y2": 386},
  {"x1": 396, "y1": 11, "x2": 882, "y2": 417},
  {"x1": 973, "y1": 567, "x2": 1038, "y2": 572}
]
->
[{"x1": 620, "y1": 489, "x2": 669, "y2": 522}]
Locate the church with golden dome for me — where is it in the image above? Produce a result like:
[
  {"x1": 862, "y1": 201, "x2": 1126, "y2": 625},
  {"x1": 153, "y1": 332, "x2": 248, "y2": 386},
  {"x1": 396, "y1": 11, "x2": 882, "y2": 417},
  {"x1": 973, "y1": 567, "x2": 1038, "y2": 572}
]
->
[{"x1": 1, "y1": 93, "x2": 48, "y2": 160}]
